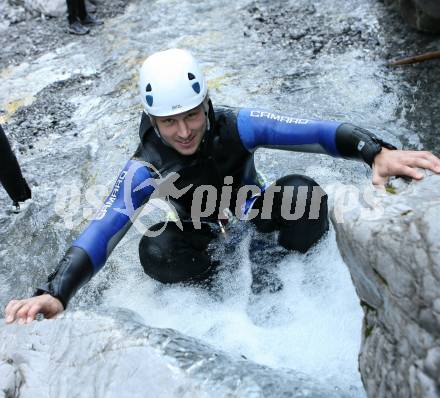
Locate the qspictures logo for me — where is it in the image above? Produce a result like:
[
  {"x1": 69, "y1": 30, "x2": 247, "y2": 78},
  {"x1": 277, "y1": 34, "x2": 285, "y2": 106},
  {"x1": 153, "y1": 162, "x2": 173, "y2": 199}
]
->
[
  {"x1": 113, "y1": 160, "x2": 191, "y2": 237},
  {"x1": 55, "y1": 161, "x2": 385, "y2": 237}
]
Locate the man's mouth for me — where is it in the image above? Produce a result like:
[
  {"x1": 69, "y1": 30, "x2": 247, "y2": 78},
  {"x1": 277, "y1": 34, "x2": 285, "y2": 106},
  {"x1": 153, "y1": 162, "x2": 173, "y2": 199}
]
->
[{"x1": 176, "y1": 135, "x2": 195, "y2": 147}]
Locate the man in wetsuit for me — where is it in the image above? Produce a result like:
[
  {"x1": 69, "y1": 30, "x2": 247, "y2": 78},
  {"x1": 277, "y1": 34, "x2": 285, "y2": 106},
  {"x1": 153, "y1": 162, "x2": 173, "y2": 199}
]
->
[
  {"x1": 5, "y1": 49, "x2": 440, "y2": 324},
  {"x1": 0, "y1": 124, "x2": 31, "y2": 213}
]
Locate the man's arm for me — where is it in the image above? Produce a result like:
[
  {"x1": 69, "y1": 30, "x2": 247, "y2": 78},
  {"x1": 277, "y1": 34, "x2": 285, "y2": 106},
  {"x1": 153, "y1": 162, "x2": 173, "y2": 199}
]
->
[
  {"x1": 236, "y1": 108, "x2": 440, "y2": 183},
  {"x1": 5, "y1": 159, "x2": 155, "y2": 323},
  {"x1": 236, "y1": 108, "x2": 392, "y2": 164}
]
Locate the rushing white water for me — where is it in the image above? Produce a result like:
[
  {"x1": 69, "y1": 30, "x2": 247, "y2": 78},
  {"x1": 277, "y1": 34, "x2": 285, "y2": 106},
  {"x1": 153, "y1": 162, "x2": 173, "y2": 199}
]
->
[{"x1": 102, "y1": 224, "x2": 364, "y2": 393}]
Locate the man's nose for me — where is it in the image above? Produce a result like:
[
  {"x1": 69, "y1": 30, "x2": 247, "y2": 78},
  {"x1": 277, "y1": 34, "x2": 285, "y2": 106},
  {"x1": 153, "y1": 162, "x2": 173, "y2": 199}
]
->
[{"x1": 176, "y1": 119, "x2": 191, "y2": 138}]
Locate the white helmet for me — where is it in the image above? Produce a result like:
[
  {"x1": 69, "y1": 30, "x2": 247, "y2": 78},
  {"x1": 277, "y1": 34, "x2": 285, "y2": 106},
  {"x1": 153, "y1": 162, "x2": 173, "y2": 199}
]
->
[{"x1": 139, "y1": 49, "x2": 208, "y2": 117}]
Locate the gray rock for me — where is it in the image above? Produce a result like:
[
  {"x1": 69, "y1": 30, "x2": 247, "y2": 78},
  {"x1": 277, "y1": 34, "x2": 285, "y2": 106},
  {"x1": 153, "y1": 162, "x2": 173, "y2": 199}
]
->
[
  {"x1": 332, "y1": 174, "x2": 440, "y2": 397},
  {"x1": 0, "y1": 2, "x2": 26, "y2": 25},
  {"x1": 0, "y1": 360, "x2": 22, "y2": 397},
  {"x1": 415, "y1": 0, "x2": 440, "y2": 18},
  {"x1": 0, "y1": 309, "x2": 350, "y2": 398},
  {"x1": 22, "y1": 0, "x2": 67, "y2": 18},
  {"x1": 394, "y1": 0, "x2": 440, "y2": 33}
]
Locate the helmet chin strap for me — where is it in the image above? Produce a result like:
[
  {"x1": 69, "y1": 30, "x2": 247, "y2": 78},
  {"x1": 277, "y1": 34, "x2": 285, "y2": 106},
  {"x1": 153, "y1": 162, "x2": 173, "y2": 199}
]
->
[
  {"x1": 149, "y1": 116, "x2": 168, "y2": 145},
  {"x1": 149, "y1": 97, "x2": 210, "y2": 148},
  {"x1": 202, "y1": 97, "x2": 211, "y2": 132}
]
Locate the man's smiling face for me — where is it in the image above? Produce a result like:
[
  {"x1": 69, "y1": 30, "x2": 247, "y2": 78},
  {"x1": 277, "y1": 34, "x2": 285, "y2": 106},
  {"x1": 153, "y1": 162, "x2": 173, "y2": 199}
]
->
[{"x1": 154, "y1": 104, "x2": 206, "y2": 155}]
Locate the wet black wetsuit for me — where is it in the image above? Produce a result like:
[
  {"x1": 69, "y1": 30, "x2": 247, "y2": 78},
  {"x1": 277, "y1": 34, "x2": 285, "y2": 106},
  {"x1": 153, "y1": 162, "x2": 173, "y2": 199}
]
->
[
  {"x1": 36, "y1": 103, "x2": 393, "y2": 307},
  {"x1": 0, "y1": 124, "x2": 31, "y2": 204}
]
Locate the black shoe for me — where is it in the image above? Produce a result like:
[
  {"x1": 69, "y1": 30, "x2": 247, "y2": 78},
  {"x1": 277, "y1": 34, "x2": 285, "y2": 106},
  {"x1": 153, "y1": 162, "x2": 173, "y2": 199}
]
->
[
  {"x1": 68, "y1": 21, "x2": 90, "y2": 35},
  {"x1": 85, "y1": 0, "x2": 97, "y2": 13},
  {"x1": 81, "y1": 14, "x2": 103, "y2": 26}
]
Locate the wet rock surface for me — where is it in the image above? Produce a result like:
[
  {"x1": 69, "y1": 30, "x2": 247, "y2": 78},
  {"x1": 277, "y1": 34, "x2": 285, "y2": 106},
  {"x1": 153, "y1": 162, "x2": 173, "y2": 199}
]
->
[
  {"x1": 390, "y1": 0, "x2": 440, "y2": 33},
  {"x1": 243, "y1": 0, "x2": 440, "y2": 152},
  {"x1": 243, "y1": 0, "x2": 432, "y2": 58},
  {"x1": 0, "y1": 309, "x2": 352, "y2": 398},
  {"x1": 0, "y1": 0, "x2": 130, "y2": 68},
  {"x1": 5, "y1": 74, "x2": 98, "y2": 153},
  {"x1": 332, "y1": 174, "x2": 440, "y2": 397},
  {"x1": 243, "y1": 2, "x2": 381, "y2": 59}
]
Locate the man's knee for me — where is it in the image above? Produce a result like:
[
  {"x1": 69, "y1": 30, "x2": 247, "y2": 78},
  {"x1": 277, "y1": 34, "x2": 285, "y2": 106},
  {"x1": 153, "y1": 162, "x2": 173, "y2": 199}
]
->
[
  {"x1": 254, "y1": 174, "x2": 329, "y2": 252},
  {"x1": 276, "y1": 175, "x2": 329, "y2": 252},
  {"x1": 272, "y1": 174, "x2": 328, "y2": 221},
  {"x1": 138, "y1": 222, "x2": 217, "y2": 284},
  {"x1": 139, "y1": 222, "x2": 174, "y2": 282}
]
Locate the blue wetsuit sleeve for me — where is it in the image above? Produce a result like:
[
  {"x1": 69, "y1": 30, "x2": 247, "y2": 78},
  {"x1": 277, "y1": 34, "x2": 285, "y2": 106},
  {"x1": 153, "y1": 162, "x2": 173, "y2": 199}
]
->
[
  {"x1": 34, "y1": 159, "x2": 155, "y2": 308},
  {"x1": 237, "y1": 108, "x2": 341, "y2": 156},
  {"x1": 73, "y1": 159, "x2": 155, "y2": 274},
  {"x1": 236, "y1": 108, "x2": 393, "y2": 165}
]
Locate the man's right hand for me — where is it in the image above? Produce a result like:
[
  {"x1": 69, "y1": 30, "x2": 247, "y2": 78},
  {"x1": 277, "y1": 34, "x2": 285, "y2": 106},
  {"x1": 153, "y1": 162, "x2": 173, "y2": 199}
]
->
[{"x1": 4, "y1": 294, "x2": 64, "y2": 324}]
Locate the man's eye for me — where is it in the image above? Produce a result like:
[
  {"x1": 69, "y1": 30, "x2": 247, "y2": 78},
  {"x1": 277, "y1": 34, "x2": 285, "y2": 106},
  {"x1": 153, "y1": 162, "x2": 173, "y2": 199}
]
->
[
  {"x1": 186, "y1": 112, "x2": 197, "y2": 119},
  {"x1": 163, "y1": 119, "x2": 174, "y2": 125}
]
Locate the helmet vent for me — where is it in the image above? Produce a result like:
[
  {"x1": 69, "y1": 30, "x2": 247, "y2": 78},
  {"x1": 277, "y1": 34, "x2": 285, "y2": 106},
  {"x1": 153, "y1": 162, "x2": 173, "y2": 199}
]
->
[
  {"x1": 192, "y1": 82, "x2": 201, "y2": 94},
  {"x1": 146, "y1": 95, "x2": 153, "y2": 106},
  {"x1": 188, "y1": 73, "x2": 196, "y2": 80},
  {"x1": 146, "y1": 83, "x2": 152, "y2": 92}
]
